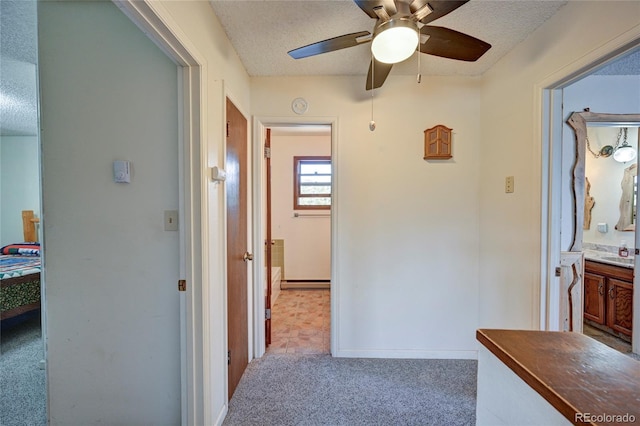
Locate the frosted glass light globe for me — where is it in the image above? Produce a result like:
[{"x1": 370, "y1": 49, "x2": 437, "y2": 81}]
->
[{"x1": 371, "y1": 20, "x2": 419, "y2": 64}]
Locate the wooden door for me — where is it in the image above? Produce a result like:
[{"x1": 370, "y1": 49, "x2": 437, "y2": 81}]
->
[
  {"x1": 583, "y1": 272, "x2": 605, "y2": 325},
  {"x1": 265, "y1": 128, "x2": 272, "y2": 346},
  {"x1": 226, "y1": 98, "x2": 249, "y2": 399}
]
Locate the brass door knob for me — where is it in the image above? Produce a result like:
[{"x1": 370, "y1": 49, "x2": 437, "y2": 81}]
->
[{"x1": 243, "y1": 252, "x2": 254, "y2": 262}]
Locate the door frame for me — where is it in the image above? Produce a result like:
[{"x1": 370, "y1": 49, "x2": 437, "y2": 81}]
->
[
  {"x1": 252, "y1": 116, "x2": 339, "y2": 357},
  {"x1": 114, "y1": 1, "x2": 210, "y2": 424},
  {"x1": 538, "y1": 27, "x2": 640, "y2": 354}
]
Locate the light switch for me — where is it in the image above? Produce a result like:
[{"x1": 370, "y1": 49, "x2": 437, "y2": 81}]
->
[
  {"x1": 505, "y1": 176, "x2": 514, "y2": 193},
  {"x1": 164, "y1": 210, "x2": 178, "y2": 231}
]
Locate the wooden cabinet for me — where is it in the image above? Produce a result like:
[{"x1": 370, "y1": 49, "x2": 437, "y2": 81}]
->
[
  {"x1": 584, "y1": 260, "x2": 633, "y2": 340},
  {"x1": 584, "y1": 272, "x2": 605, "y2": 324}
]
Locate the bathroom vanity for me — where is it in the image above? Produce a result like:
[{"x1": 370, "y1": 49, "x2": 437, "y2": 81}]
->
[{"x1": 584, "y1": 255, "x2": 633, "y2": 341}]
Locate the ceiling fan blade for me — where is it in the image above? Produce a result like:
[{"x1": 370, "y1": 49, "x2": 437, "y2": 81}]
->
[
  {"x1": 288, "y1": 31, "x2": 371, "y2": 59},
  {"x1": 353, "y1": 0, "x2": 397, "y2": 19},
  {"x1": 410, "y1": 0, "x2": 469, "y2": 25},
  {"x1": 365, "y1": 59, "x2": 393, "y2": 90},
  {"x1": 419, "y1": 26, "x2": 491, "y2": 61}
]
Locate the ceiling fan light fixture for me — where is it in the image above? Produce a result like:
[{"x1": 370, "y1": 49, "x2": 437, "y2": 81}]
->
[{"x1": 371, "y1": 18, "x2": 419, "y2": 64}]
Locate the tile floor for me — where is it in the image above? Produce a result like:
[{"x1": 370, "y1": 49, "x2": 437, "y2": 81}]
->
[
  {"x1": 583, "y1": 323, "x2": 632, "y2": 353},
  {"x1": 266, "y1": 289, "x2": 330, "y2": 354}
]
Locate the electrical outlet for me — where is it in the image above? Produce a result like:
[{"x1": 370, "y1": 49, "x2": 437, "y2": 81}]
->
[
  {"x1": 164, "y1": 210, "x2": 178, "y2": 231},
  {"x1": 505, "y1": 176, "x2": 515, "y2": 193}
]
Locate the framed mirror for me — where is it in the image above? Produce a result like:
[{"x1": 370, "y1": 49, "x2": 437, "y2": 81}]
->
[{"x1": 567, "y1": 111, "x2": 640, "y2": 251}]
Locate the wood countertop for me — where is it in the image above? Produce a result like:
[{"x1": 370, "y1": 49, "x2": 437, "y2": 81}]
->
[{"x1": 477, "y1": 329, "x2": 640, "y2": 426}]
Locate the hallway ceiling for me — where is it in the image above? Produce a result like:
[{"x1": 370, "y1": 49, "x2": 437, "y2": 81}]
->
[
  {"x1": 209, "y1": 0, "x2": 568, "y2": 78},
  {"x1": 1, "y1": 1, "x2": 639, "y2": 138}
]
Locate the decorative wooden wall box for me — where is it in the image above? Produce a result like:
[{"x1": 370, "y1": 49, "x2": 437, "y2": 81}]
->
[{"x1": 424, "y1": 125, "x2": 453, "y2": 160}]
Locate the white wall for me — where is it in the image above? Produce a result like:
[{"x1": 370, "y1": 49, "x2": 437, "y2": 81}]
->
[
  {"x1": 1, "y1": 135, "x2": 40, "y2": 245},
  {"x1": 562, "y1": 75, "x2": 640, "y2": 250},
  {"x1": 153, "y1": 2, "x2": 252, "y2": 422},
  {"x1": 39, "y1": 2, "x2": 180, "y2": 424},
  {"x1": 271, "y1": 133, "x2": 331, "y2": 280},
  {"x1": 479, "y1": 1, "x2": 640, "y2": 329},
  {"x1": 39, "y1": 0, "x2": 253, "y2": 423},
  {"x1": 253, "y1": 75, "x2": 482, "y2": 358}
]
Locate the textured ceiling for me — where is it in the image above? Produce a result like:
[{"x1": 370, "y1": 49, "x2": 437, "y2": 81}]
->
[
  {"x1": 0, "y1": 0, "x2": 38, "y2": 136},
  {"x1": 209, "y1": 0, "x2": 568, "y2": 78},
  {"x1": 1, "y1": 0, "x2": 638, "y2": 138}
]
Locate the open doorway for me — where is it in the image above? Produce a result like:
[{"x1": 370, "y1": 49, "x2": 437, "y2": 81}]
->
[
  {"x1": 0, "y1": 0, "x2": 46, "y2": 424},
  {"x1": 252, "y1": 118, "x2": 337, "y2": 358},
  {"x1": 543, "y1": 45, "x2": 640, "y2": 357},
  {"x1": 264, "y1": 125, "x2": 332, "y2": 355}
]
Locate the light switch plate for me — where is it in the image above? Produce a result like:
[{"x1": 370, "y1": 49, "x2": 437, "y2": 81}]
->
[{"x1": 164, "y1": 210, "x2": 178, "y2": 231}]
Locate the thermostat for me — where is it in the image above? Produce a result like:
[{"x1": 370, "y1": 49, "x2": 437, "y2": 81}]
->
[{"x1": 113, "y1": 160, "x2": 131, "y2": 183}]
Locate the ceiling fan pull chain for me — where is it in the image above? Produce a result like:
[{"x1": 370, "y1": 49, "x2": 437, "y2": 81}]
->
[
  {"x1": 417, "y1": 44, "x2": 422, "y2": 83},
  {"x1": 369, "y1": 52, "x2": 376, "y2": 132}
]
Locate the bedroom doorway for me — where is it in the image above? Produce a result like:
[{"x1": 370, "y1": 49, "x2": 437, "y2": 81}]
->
[
  {"x1": 253, "y1": 119, "x2": 336, "y2": 357},
  {"x1": 0, "y1": 0, "x2": 46, "y2": 424}
]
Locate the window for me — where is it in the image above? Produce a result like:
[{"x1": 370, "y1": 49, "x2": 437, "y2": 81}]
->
[{"x1": 294, "y1": 156, "x2": 331, "y2": 210}]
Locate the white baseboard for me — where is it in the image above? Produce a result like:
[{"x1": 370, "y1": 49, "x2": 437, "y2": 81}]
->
[{"x1": 281, "y1": 281, "x2": 330, "y2": 290}]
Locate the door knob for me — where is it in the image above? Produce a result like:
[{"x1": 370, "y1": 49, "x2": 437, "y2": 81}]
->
[{"x1": 243, "y1": 252, "x2": 254, "y2": 262}]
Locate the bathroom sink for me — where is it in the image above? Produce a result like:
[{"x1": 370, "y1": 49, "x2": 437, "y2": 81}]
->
[{"x1": 601, "y1": 256, "x2": 635, "y2": 265}]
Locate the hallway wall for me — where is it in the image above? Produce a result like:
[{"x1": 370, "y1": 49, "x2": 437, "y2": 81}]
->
[{"x1": 39, "y1": 2, "x2": 180, "y2": 423}]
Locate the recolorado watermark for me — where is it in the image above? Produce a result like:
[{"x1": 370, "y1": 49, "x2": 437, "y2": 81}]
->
[{"x1": 575, "y1": 412, "x2": 636, "y2": 423}]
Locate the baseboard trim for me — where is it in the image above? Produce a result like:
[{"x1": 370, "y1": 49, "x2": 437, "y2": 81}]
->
[{"x1": 281, "y1": 281, "x2": 331, "y2": 290}]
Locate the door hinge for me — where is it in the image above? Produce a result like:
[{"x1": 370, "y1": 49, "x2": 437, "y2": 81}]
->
[
  {"x1": 265, "y1": 308, "x2": 271, "y2": 320},
  {"x1": 264, "y1": 146, "x2": 271, "y2": 159},
  {"x1": 555, "y1": 267, "x2": 561, "y2": 277},
  {"x1": 227, "y1": 350, "x2": 231, "y2": 365},
  {"x1": 178, "y1": 279, "x2": 186, "y2": 292},
  {"x1": 226, "y1": 121, "x2": 230, "y2": 138},
  {"x1": 635, "y1": 248, "x2": 639, "y2": 255}
]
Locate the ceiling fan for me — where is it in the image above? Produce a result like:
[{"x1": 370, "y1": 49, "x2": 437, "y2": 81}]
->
[{"x1": 287, "y1": 0, "x2": 491, "y2": 90}]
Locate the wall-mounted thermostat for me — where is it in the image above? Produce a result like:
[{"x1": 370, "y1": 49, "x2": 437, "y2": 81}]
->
[
  {"x1": 113, "y1": 160, "x2": 131, "y2": 183},
  {"x1": 211, "y1": 166, "x2": 227, "y2": 182}
]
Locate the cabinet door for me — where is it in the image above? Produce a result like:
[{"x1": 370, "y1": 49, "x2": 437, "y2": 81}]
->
[
  {"x1": 584, "y1": 272, "x2": 605, "y2": 325},
  {"x1": 606, "y1": 278, "x2": 633, "y2": 337}
]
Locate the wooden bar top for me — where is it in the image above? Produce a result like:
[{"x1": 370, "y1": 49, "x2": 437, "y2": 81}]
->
[{"x1": 477, "y1": 329, "x2": 640, "y2": 426}]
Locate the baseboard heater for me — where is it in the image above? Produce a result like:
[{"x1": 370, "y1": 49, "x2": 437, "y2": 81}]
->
[{"x1": 280, "y1": 280, "x2": 330, "y2": 290}]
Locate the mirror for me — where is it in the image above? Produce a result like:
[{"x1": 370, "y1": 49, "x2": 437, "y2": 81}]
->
[
  {"x1": 567, "y1": 111, "x2": 640, "y2": 251},
  {"x1": 616, "y1": 163, "x2": 637, "y2": 231}
]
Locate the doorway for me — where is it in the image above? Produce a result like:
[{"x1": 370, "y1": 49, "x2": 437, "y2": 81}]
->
[
  {"x1": 265, "y1": 125, "x2": 332, "y2": 354},
  {"x1": 543, "y1": 45, "x2": 640, "y2": 356},
  {"x1": 252, "y1": 118, "x2": 338, "y2": 358},
  {"x1": 0, "y1": 0, "x2": 45, "y2": 423}
]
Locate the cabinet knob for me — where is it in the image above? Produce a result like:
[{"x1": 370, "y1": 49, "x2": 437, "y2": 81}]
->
[
  {"x1": 598, "y1": 283, "x2": 604, "y2": 296},
  {"x1": 608, "y1": 287, "x2": 616, "y2": 300}
]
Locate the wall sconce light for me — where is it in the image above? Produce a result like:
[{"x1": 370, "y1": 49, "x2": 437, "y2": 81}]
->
[{"x1": 613, "y1": 128, "x2": 635, "y2": 163}]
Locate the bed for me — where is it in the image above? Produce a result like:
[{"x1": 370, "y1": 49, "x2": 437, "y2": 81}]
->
[{"x1": 1, "y1": 210, "x2": 41, "y2": 321}]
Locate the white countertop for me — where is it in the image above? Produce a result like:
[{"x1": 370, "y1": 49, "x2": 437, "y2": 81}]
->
[{"x1": 583, "y1": 249, "x2": 634, "y2": 269}]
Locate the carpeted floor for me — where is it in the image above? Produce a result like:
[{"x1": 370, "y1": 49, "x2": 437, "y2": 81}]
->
[
  {"x1": 0, "y1": 313, "x2": 47, "y2": 426},
  {"x1": 223, "y1": 354, "x2": 477, "y2": 426}
]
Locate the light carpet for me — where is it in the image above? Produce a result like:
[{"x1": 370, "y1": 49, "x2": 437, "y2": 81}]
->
[
  {"x1": 0, "y1": 314, "x2": 46, "y2": 426},
  {"x1": 223, "y1": 354, "x2": 477, "y2": 426}
]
